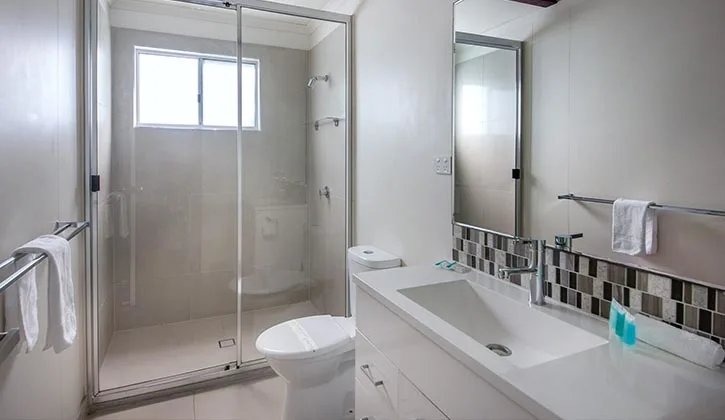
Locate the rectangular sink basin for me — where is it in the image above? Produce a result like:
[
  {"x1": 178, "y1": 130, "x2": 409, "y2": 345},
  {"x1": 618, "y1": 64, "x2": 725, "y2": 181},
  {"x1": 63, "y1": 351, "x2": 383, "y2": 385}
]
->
[{"x1": 399, "y1": 279, "x2": 607, "y2": 369}]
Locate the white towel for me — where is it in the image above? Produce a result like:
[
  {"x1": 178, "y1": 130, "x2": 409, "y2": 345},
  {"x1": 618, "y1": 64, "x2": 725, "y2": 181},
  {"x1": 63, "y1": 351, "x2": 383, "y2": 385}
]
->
[
  {"x1": 612, "y1": 198, "x2": 658, "y2": 256},
  {"x1": 4, "y1": 254, "x2": 40, "y2": 351},
  {"x1": 11, "y1": 235, "x2": 76, "y2": 353}
]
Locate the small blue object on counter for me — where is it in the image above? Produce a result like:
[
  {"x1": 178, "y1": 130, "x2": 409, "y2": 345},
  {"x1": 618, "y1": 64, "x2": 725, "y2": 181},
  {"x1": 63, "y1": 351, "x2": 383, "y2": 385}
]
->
[{"x1": 609, "y1": 299, "x2": 637, "y2": 346}]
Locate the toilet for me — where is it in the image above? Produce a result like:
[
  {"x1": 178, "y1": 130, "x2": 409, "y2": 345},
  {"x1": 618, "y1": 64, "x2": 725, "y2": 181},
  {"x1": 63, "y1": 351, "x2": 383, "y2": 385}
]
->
[{"x1": 255, "y1": 246, "x2": 401, "y2": 420}]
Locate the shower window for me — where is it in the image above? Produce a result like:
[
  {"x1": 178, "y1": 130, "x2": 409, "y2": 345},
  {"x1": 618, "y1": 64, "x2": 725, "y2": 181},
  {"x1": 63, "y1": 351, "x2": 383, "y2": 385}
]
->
[{"x1": 135, "y1": 47, "x2": 259, "y2": 130}]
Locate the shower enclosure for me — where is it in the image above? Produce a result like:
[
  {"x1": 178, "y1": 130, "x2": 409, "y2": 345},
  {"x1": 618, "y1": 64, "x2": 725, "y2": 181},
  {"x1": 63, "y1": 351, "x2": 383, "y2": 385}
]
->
[{"x1": 84, "y1": 0, "x2": 351, "y2": 409}]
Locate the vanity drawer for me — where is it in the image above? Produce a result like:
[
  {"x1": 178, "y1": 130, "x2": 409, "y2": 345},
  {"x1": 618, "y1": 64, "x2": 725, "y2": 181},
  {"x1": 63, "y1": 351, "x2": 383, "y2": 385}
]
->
[
  {"x1": 356, "y1": 330, "x2": 399, "y2": 413},
  {"x1": 355, "y1": 378, "x2": 395, "y2": 420},
  {"x1": 397, "y1": 372, "x2": 449, "y2": 420}
]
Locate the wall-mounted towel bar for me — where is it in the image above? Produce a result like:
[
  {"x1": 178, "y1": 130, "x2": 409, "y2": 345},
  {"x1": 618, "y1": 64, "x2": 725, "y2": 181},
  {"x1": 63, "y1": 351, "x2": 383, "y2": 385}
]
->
[
  {"x1": 558, "y1": 194, "x2": 725, "y2": 217},
  {"x1": 313, "y1": 116, "x2": 344, "y2": 131},
  {"x1": 0, "y1": 221, "x2": 89, "y2": 295}
]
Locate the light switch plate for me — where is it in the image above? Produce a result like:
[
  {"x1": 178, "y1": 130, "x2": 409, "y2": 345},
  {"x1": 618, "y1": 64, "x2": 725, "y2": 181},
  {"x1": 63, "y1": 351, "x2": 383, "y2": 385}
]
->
[{"x1": 434, "y1": 156, "x2": 452, "y2": 175}]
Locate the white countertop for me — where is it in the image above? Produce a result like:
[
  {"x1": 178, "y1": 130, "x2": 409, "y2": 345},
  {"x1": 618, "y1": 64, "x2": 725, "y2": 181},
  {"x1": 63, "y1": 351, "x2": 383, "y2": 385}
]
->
[{"x1": 354, "y1": 266, "x2": 725, "y2": 420}]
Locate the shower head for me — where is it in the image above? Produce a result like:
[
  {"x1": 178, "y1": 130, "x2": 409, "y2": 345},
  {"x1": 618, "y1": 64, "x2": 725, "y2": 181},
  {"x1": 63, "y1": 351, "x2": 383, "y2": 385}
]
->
[{"x1": 306, "y1": 74, "x2": 329, "y2": 88}]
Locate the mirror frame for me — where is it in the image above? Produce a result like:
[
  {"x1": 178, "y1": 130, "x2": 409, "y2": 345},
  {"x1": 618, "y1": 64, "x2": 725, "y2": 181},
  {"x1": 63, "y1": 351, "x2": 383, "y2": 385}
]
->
[{"x1": 452, "y1": 30, "x2": 523, "y2": 237}]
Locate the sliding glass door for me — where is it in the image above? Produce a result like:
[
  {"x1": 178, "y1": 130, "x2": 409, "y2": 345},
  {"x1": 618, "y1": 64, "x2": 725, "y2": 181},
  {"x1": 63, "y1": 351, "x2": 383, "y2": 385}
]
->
[
  {"x1": 92, "y1": 0, "x2": 243, "y2": 394},
  {"x1": 88, "y1": 0, "x2": 351, "y2": 407},
  {"x1": 236, "y1": 3, "x2": 351, "y2": 365}
]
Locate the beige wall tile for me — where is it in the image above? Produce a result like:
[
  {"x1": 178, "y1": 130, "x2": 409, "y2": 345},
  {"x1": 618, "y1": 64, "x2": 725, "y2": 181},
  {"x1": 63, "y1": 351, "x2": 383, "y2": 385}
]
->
[
  {"x1": 115, "y1": 273, "x2": 192, "y2": 330},
  {"x1": 191, "y1": 270, "x2": 237, "y2": 319},
  {"x1": 109, "y1": 28, "x2": 311, "y2": 330},
  {"x1": 308, "y1": 26, "x2": 348, "y2": 315},
  {"x1": 194, "y1": 194, "x2": 237, "y2": 273}
]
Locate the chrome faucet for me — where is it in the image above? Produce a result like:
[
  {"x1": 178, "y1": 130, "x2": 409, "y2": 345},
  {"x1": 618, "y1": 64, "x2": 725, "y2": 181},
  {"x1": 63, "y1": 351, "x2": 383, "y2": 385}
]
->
[{"x1": 498, "y1": 238, "x2": 546, "y2": 306}]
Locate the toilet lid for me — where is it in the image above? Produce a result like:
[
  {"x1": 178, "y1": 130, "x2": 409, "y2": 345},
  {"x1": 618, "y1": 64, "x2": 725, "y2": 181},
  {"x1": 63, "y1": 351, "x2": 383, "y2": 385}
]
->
[{"x1": 256, "y1": 315, "x2": 355, "y2": 360}]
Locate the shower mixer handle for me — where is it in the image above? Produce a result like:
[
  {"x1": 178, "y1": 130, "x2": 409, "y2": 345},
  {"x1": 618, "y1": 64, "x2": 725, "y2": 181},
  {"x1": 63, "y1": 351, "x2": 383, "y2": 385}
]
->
[{"x1": 319, "y1": 186, "x2": 330, "y2": 199}]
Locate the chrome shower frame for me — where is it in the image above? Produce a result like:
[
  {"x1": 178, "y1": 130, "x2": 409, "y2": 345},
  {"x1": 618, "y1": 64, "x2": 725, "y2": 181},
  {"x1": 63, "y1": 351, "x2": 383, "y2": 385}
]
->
[{"x1": 83, "y1": 0, "x2": 353, "y2": 413}]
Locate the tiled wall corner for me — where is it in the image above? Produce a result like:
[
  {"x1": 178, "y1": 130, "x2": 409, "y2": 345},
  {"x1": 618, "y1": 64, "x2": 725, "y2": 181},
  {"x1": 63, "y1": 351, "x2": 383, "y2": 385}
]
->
[{"x1": 452, "y1": 225, "x2": 725, "y2": 350}]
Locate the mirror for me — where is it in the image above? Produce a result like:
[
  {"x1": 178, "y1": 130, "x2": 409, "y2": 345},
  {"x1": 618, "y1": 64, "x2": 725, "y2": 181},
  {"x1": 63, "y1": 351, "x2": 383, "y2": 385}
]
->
[{"x1": 453, "y1": 1, "x2": 523, "y2": 236}]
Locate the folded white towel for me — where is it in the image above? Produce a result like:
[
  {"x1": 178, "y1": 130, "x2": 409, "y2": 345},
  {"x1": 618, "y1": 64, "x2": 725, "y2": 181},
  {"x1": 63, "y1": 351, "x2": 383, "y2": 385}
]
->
[
  {"x1": 612, "y1": 198, "x2": 658, "y2": 256},
  {"x1": 13, "y1": 235, "x2": 76, "y2": 353},
  {"x1": 4, "y1": 254, "x2": 40, "y2": 351}
]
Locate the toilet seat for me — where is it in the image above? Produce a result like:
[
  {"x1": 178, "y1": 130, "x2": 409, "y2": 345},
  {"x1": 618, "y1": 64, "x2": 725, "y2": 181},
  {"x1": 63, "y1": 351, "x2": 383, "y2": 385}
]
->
[{"x1": 256, "y1": 315, "x2": 355, "y2": 361}]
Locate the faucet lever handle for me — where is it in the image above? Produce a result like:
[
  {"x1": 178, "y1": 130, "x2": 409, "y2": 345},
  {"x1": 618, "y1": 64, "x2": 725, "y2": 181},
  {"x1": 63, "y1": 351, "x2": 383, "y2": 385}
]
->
[{"x1": 555, "y1": 233, "x2": 583, "y2": 251}]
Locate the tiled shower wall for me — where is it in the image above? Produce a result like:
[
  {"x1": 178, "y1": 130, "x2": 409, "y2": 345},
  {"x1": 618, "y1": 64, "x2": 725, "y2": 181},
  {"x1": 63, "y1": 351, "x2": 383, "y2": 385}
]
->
[
  {"x1": 110, "y1": 28, "x2": 309, "y2": 330},
  {"x1": 307, "y1": 25, "x2": 347, "y2": 317},
  {"x1": 453, "y1": 225, "x2": 725, "y2": 349}
]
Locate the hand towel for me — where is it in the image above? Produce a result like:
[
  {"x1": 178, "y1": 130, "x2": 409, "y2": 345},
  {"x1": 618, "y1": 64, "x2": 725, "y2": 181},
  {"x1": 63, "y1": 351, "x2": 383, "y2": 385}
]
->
[
  {"x1": 612, "y1": 198, "x2": 658, "y2": 256},
  {"x1": 4, "y1": 254, "x2": 40, "y2": 351},
  {"x1": 14, "y1": 235, "x2": 76, "y2": 353}
]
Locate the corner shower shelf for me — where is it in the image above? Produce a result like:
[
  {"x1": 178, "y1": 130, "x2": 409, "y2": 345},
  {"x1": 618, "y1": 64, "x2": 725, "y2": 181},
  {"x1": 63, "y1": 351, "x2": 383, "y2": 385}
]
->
[{"x1": 313, "y1": 116, "x2": 344, "y2": 131}]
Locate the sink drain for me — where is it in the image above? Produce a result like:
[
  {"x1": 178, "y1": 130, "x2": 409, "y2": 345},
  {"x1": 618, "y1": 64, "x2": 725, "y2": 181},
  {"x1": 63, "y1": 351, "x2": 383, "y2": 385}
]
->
[{"x1": 486, "y1": 343, "x2": 512, "y2": 357}]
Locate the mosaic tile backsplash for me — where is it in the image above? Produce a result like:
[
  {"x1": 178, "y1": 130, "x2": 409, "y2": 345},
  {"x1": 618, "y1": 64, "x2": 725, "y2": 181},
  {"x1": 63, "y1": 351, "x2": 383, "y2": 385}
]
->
[{"x1": 452, "y1": 224, "x2": 725, "y2": 350}]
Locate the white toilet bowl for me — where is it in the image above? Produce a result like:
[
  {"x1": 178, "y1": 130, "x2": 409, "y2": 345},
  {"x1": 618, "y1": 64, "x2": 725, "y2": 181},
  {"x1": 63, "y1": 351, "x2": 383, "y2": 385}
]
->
[
  {"x1": 256, "y1": 315, "x2": 356, "y2": 420},
  {"x1": 255, "y1": 246, "x2": 401, "y2": 420}
]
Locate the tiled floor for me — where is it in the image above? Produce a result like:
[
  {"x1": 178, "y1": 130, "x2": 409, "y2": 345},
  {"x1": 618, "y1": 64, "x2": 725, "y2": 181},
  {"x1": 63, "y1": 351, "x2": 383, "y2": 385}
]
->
[
  {"x1": 92, "y1": 376, "x2": 285, "y2": 420},
  {"x1": 100, "y1": 302, "x2": 320, "y2": 389}
]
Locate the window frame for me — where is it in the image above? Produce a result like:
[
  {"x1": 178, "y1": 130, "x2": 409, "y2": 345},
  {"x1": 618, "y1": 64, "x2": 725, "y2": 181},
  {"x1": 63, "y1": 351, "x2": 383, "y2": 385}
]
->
[{"x1": 134, "y1": 46, "x2": 260, "y2": 131}]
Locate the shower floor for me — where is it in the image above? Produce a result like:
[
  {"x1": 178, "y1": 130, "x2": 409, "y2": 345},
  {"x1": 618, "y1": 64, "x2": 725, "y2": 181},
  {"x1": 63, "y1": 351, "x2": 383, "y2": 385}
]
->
[{"x1": 99, "y1": 301, "x2": 320, "y2": 390}]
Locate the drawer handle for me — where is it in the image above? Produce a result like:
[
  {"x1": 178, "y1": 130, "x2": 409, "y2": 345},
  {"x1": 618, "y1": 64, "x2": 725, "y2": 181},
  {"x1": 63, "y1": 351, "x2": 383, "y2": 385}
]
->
[{"x1": 360, "y1": 364, "x2": 384, "y2": 387}]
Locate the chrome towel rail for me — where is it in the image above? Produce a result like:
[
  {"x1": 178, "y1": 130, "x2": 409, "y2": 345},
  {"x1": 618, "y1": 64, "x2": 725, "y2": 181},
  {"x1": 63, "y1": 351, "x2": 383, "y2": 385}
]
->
[
  {"x1": 0, "y1": 221, "x2": 89, "y2": 295},
  {"x1": 558, "y1": 194, "x2": 725, "y2": 217},
  {"x1": 0, "y1": 329, "x2": 20, "y2": 367}
]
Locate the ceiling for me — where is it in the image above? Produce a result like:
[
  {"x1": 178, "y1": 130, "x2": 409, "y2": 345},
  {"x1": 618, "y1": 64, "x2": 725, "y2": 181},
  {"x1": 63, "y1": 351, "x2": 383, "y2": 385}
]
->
[
  {"x1": 455, "y1": 0, "x2": 540, "y2": 35},
  {"x1": 110, "y1": 0, "x2": 337, "y2": 30},
  {"x1": 108, "y1": 0, "x2": 349, "y2": 50},
  {"x1": 455, "y1": 43, "x2": 498, "y2": 64}
]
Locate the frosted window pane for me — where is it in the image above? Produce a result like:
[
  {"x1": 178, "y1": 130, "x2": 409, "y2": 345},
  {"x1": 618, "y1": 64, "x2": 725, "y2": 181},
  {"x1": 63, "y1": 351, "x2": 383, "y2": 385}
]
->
[
  {"x1": 202, "y1": 60, "x2": 238, "y2": 127},
  {"x1": 137, "y1": 53, "x2": 198, "y2": 126},
  {"x1": 241, "y1": 63, "x2": 258, "y2": 129}
]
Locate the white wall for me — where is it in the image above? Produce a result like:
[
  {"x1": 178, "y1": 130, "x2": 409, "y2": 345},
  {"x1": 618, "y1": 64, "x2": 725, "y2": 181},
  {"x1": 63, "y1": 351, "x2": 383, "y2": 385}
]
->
[
  {"x1": 0, "y1": 1, "x2": 86, "y2": 419},
  {"x1": 461, "y1": 0, "x2": 725, "y2": 286},
  {"x1": 354, "y1": 0, "x2": 454, "y2": 265}
]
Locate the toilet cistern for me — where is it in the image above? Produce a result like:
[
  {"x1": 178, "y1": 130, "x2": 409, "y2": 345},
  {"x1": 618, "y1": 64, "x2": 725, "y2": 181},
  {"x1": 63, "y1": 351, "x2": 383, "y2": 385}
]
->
[{"x1": 498, "y1": 238, "x2": 546, "y2": 306}]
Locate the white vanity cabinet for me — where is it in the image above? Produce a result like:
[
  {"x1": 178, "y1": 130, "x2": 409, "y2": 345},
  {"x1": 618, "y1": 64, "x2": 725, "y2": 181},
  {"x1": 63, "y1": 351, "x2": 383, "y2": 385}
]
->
[
  {"x1": 355, "y1": 287, "x2": 535, "y2": 420},
  {"x1": 397, "y1": 372, "x2": 449, "y2": 420},
  {"x1": 355, "y1": 331, "x2": 448, "y2": 420}
]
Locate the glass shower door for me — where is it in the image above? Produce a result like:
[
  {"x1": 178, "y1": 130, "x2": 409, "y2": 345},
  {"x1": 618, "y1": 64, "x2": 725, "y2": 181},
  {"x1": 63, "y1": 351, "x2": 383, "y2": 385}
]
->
[
  {"x1": 95, "y1": 1, "x2": 241, "y2": 392},
  {"x1": 236, "y1": 4, "x2": 350, "y2": 365}
]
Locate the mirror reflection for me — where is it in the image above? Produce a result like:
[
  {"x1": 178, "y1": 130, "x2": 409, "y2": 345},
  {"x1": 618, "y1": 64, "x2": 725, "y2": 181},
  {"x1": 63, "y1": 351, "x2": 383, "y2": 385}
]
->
[{"x1": 453, "y1": 37, "x2": 519, "y2": 235}]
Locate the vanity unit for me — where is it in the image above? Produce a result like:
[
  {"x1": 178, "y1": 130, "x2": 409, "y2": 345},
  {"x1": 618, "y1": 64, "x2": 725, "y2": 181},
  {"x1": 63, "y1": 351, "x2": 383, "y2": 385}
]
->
[{"x1": 354, "y1": 266, "x2": 725, "y2": 420}]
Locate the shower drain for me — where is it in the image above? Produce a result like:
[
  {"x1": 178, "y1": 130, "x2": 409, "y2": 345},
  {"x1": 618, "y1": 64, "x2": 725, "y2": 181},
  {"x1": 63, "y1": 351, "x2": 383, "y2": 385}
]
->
[
  {"x1": 486, "y1": 343, "x2": 512, "y2": 357},
  {"x1": 218, "y1": 338, "x2": 236, "y2": 348}
]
